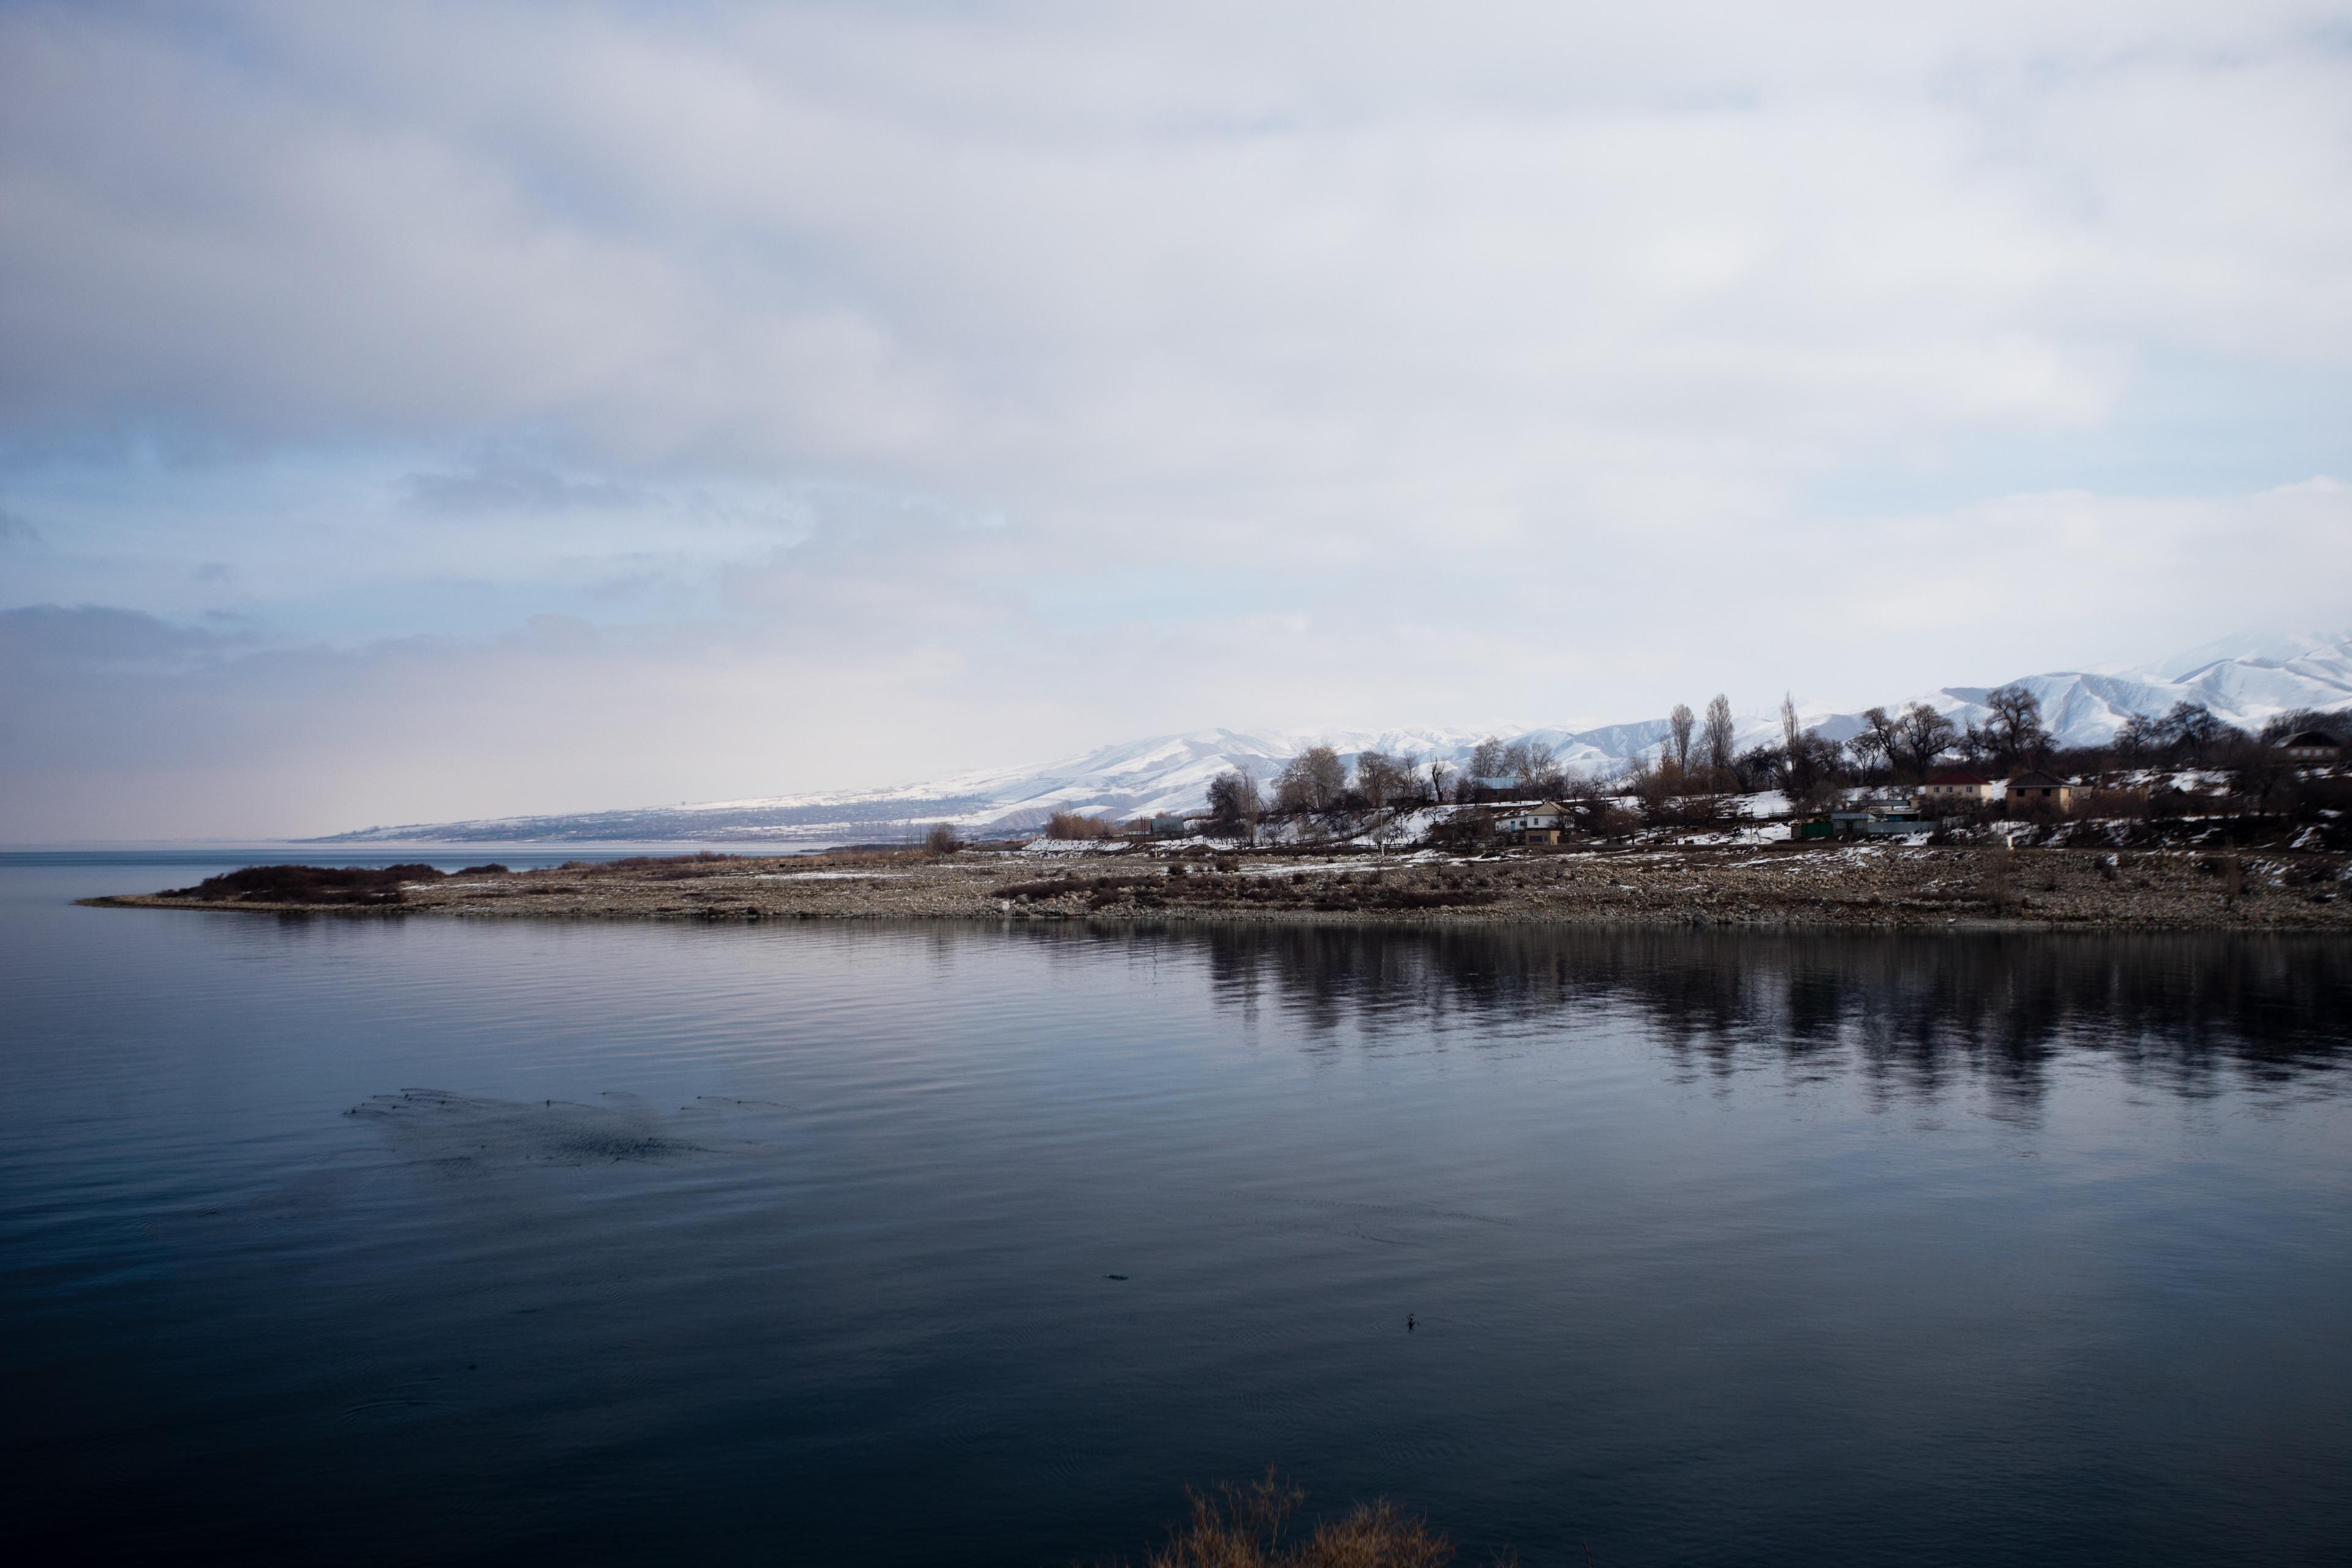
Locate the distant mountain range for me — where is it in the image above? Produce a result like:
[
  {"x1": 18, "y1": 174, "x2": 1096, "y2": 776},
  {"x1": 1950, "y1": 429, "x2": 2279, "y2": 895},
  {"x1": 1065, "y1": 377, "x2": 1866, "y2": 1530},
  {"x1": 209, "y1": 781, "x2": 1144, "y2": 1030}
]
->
[{"x1": 317, "y1": 631, "x2": 2352, "y2": 844}]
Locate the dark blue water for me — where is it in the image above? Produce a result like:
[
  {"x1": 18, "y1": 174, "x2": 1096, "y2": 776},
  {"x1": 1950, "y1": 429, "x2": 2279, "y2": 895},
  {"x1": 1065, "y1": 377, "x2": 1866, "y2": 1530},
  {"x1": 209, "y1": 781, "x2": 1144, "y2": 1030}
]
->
[{"x1": 4, "y1": 852, "x2": 2350, "y2": 1565}]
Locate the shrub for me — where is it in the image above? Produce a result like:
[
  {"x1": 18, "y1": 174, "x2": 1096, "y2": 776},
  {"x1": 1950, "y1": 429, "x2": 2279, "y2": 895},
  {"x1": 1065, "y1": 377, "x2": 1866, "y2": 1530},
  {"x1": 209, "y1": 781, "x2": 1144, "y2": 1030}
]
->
[
  {"x1": 1046, "y1": 811, "x2": 1119, "y2": 840},
  {"x1": 1125, "y1": 1473, "x2": 1455, "y2": 1568},
  {"x1": 162, "y1": 863, "x2": 446, "y2": 905},
  {"x1": 925, "y1": 823, "x2": 962, "y2": 854},
  {"x1": 598, "y1": 852, "x2": 731, "y2": 872}
]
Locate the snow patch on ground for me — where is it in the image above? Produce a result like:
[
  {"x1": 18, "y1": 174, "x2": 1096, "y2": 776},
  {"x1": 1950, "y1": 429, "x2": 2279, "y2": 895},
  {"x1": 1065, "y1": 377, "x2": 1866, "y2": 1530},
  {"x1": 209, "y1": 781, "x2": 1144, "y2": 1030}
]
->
[
  {"x1": 1018, "y1": 837, "x2": 1134, "y2": 856},
  {"x1": 753, "y1": 870, "x2": 909, "y2": 880}
]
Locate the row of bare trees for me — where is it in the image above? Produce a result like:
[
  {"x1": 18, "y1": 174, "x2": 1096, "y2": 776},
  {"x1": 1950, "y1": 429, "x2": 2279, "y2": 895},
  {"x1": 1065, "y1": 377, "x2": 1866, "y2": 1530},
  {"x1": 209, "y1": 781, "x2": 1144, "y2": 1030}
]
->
[
  {"x1": 1204, "y1": 737, "x2": 1558, "y2": 839},
  {"x1": 1660, "y1": 695, "x2": 1740, "y2": 778},
  {"x1": 1196, "y1": 686, "x2": 2340, "y2": 835}
]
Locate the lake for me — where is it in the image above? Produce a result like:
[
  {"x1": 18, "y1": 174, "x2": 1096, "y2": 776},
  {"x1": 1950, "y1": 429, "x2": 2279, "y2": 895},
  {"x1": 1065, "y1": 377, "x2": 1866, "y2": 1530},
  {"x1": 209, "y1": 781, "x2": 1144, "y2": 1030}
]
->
[{"x1": 4, "y1": 851, "x2": 2349, "y2": 1565}]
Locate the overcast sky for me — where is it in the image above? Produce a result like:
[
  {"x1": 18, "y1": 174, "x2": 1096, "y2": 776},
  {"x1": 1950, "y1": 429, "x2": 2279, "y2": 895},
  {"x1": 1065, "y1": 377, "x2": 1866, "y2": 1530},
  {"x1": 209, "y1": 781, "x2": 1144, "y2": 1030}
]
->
[{"x1": 4, "y1": 1, "x2": 2351, "y2": 839}]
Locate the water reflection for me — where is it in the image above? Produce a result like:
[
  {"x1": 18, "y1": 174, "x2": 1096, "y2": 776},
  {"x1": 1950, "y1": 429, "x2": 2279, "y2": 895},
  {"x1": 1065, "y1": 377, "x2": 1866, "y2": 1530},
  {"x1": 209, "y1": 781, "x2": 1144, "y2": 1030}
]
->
[
  {"x1": 8, "y1": 867, "x2": 2352, "y2": 1567},
  {"x1": 1035, "y1": 924, "x2": 2352, "y2": 1117}
]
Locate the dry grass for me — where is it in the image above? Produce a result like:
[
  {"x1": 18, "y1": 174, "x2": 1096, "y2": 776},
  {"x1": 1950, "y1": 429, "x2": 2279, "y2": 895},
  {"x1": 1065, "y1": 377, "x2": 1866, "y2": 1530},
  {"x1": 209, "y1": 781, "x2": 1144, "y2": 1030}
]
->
[
  {"x1": 591, "y1": 851, "x2": 735, "y2": 876},
  {"x1": 1114, "y1": 1474, "x2": 1467, "y2": 1568}
]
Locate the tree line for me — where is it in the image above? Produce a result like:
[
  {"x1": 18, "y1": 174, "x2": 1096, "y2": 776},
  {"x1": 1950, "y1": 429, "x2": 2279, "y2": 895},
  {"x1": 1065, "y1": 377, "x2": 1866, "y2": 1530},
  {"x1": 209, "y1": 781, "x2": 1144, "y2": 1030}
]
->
[{"x1": 1193, "y1": 687, "x2": 2343, "y2": 835}]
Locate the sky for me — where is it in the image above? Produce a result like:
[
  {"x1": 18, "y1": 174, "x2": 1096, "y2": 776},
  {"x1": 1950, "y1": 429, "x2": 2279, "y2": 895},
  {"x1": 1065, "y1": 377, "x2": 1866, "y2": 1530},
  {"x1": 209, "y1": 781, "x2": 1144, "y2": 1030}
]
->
[{"x1": 4, "y1": 0, "x2": 2351, "y2": 840}]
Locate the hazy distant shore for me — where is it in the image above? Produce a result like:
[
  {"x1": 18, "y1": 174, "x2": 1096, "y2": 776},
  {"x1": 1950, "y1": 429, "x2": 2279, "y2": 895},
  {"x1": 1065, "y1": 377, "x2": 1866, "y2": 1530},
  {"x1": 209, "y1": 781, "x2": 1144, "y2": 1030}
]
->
[{"x1": 83, "y1": 843, "x2": 2352, "y2": 932}]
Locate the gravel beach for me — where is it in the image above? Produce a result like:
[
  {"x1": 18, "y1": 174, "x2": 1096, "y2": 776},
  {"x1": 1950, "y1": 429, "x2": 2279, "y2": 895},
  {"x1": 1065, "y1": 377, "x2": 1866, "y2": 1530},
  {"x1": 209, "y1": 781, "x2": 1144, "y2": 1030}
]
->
[{"x1": 86, "y1": 843, "x2": 2352, "y2": 930}]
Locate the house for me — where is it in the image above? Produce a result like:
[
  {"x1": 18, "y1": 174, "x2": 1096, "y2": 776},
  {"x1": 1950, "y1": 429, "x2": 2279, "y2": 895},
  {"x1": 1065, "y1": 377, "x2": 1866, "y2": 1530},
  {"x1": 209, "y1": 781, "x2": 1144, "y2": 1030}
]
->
[
  {"x1": 1917, "y1": 769, "x2": 1995, "y2": 807},
  {"x1": 2279, "y1": 729, "x2": 2342, "y2": 763},
  {"x1": 1496, "y1": 802, "x2": 1573, "y2": 845},
  {"x1": 1855, "y1": 799, "x2": 1929, "y2": 837},
  {"x1": 1801, "y1": 800, "x2": 1929, "y2": 840},
  {"x1": 2003, "y1": 771, "x2": 2075, "y2": 813}
]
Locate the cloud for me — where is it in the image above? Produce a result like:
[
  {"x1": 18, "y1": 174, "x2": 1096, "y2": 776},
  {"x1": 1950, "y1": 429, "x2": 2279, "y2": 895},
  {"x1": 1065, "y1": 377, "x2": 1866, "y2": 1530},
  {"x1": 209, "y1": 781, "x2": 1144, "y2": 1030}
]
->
[
  {"x1": 1, "y1": 2, "x2": 2349, "y2": 835},
  {"x1": 8, "y1": 464, "x2": 2348, "y2": 839},
  {"x1": 0, "y1": 603, "x2": 246, "y2": 668},
  {"x1": 0, "y1": 507, "x2": 40, "y2": 545},
  {"x1": 401, "y1": 458, "x2": 646, "y2": 514},
  {"x1": 7, "y1": 2, "x2": 2347, "y2": 490}
]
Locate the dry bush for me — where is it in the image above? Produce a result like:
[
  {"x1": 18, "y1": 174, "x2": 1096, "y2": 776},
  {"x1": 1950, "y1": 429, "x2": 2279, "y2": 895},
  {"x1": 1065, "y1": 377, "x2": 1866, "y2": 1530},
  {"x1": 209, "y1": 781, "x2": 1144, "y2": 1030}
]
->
[
  {"x1": 1130, "y1": 1474, "x2": 1455, "y2": 1568},
  {"x1": 1047, "y1": 811, "x2": 1120, "y2": 840},
  {"x1": 804, "y1": 848, "x2": 925, "y2": 870},
  {"x1": 162, "y1": 863, "x2": 445, "y2": 905},
  {"x1": 2073, "y1": 788, "x2": 2149, "y2": 819},
  {"x1": 925, "y1": 823, "x2": 962, "y2": 854},
  {"x1": 1978, "y1": 851, "x2": 2015, "y2": 913},
  {"x1": 595, "y1": 851, "x2": 734, "y2": 875},
  {"x1": 993, "y1": 873, "x2": 1160, "y2": 903}
]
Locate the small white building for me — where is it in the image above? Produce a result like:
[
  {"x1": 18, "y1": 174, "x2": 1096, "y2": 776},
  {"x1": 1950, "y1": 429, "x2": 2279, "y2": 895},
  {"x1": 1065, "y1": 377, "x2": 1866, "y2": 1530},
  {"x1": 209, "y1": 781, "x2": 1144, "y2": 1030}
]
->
[
  {"x1": 1918, "y1": 769, "x2": 1996, "y2": 807},
  {"x1": 1496, "y1": 802, "x2": 1572, "y2": 845}
]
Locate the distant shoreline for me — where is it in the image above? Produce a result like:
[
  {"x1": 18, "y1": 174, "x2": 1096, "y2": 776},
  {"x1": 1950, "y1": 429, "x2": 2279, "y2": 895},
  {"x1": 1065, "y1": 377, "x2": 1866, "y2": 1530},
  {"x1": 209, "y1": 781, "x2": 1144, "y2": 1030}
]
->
[{"x1": 82, "y1": 843, "x2": 2352, "y2": 932}]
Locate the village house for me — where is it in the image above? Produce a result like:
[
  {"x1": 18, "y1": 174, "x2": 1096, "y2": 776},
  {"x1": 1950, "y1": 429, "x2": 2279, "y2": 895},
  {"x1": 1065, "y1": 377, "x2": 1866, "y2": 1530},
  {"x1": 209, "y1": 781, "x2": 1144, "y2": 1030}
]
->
[
  {"x1": 2280, "y1": 729, "x2": 2341, "y2": 763},
  {"x1": 1496, "y1": 802, "x2": 1572, "y2": 845},
  {"x1": 2003, "y1": 771, "x2": 2075, "y2": 813},
  {"x1": 1917, "y1": 769, "x2": 1996, "y2": 808},
  {"x1": 1790, "y1": 798, "x2": 1929, "y2": 840}
]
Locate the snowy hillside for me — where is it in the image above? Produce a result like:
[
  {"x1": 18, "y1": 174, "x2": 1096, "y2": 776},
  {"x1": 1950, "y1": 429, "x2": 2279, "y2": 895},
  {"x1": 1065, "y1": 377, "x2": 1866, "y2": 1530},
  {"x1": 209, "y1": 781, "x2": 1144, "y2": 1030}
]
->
[
  {"x1": 1921, "y1": 631, "x2": 2352, "y2": 750},
  {"x1": 317, "y1": 631, "x2": 2352, "y2": 844}
]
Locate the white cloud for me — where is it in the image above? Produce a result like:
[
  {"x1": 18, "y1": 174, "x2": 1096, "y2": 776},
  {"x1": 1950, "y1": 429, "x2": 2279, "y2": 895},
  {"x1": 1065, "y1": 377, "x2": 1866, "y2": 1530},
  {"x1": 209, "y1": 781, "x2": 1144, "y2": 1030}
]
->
[{"x1": 2, "y1": 1, "x2": 2350, "y2": 834}]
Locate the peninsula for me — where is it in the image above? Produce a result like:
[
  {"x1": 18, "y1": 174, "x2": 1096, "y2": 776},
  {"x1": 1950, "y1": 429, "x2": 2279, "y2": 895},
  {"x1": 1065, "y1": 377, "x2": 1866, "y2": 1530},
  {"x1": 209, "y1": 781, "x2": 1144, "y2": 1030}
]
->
[{"x1": 85, "y1": 841, "x2": 2352, "y2": 931}]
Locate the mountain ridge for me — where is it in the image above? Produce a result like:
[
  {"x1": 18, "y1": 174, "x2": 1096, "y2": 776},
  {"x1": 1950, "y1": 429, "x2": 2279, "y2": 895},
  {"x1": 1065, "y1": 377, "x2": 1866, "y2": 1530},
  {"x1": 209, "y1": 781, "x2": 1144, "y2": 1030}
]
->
[{"x1": 316, "y1": 632, "x2": 2352, "y2": 844}]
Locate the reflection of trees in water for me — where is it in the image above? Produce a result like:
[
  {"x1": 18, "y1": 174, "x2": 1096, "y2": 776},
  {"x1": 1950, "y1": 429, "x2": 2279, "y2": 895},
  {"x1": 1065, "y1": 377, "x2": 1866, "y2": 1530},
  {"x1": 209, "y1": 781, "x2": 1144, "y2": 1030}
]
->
[{"x1": 1172, "y1": 925, "x2": 2352, "y2": 1115}]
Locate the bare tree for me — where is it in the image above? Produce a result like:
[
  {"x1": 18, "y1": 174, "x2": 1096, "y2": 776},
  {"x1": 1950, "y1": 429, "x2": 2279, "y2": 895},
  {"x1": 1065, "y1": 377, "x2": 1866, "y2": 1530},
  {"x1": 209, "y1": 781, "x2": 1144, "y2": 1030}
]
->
[
  {"x1": 1354, "y1": 750, "x2": 1409, "y2": 810},
  {"x1": 1465, "y1": 736, "x2": 1506, "y2": 801},
  {"x1": 1703, "y1": 695, "x2": 1736, "y2": 780},
  {"x1": 1847, "y1": 723, "x2": 1888, "y2": 780},
  {"x1": 2160, "y1": 700, "x2": 2234, "y2": 763},
  {"x1": 2114, "y1": 711, "x2": 2160, "y2": 764},
  {"x1": 2257, "y1": 707, "x2": 2345, "y2": 745},
  {"x1": 1306, "y1": 745, "x2": 1346, "y2": 805},
  {"x1": 1272, "y1": 766, "x2": 1313, "y2": 814},
  {"x1": 1205, "y1": 767, "x2": 1262, "y2": 841},
  {"x1": 1512, "y1": 739, "x2": 1562, "y2": 796},
  {"x1": 1775, "y1": 693, "x2": 1852, "y2": 801},
  {"x1": 1427, "y1": 758, "x2": 1453, "y2": 803},
  {"x1": 1852, "y1": 706, "x2": 1901, "y2": 781},
  {"x1": 1982, "y1": 683, "x2": 2050, "y2": 767},
  {"x1": 1890, "y1": 701, "x2": 1956, "y2": 777},
  {"x1": 1275, "y1": 745, "x2": 1346, "y2": 812},
  {"x1": 1668, "y1": 704, "x2": 1695, "y2": 775},
  {"x1": 1733, "y1": 742, "x2": 1782, "y2": 793}
]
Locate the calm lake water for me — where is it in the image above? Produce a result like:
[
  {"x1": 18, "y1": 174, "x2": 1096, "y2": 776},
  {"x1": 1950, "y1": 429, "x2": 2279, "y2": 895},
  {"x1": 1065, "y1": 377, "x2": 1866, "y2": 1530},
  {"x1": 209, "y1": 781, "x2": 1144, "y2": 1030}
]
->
[{"x1": 4, "y1": 851, "x2": 2350, "y2": 1566}]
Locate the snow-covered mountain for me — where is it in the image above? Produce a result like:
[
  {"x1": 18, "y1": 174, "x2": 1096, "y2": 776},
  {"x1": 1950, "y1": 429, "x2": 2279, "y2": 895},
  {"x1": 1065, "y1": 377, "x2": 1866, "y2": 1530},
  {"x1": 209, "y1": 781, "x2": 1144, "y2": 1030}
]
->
[
  {"x1": 1910, "y1": 630, "x2": 2352, "y2": 751},
  {"x1": 317, "y1": 631, "x2": 2352, "y2": 844}
]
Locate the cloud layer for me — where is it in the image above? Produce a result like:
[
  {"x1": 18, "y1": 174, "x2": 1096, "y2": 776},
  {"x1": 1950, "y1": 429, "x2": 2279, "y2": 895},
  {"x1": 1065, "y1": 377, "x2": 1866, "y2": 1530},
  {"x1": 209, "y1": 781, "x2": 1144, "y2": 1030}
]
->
[{"x1": 3, "y1": 1, "x2": 2350, "y2": 836}]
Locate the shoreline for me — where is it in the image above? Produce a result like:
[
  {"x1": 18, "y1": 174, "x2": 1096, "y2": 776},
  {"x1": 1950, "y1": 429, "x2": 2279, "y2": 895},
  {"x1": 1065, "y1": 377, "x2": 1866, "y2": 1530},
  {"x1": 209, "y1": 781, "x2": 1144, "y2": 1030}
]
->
[{"x1": 80, "y1": 843, "x2": 2352, "y2": 932}]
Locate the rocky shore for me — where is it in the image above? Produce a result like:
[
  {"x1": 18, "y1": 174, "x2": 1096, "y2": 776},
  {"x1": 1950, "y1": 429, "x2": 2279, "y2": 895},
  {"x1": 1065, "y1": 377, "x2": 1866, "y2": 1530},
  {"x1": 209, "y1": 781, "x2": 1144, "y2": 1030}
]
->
[{"x1": 86, "y1": 842, "x2": 2352, "y2": 930}]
